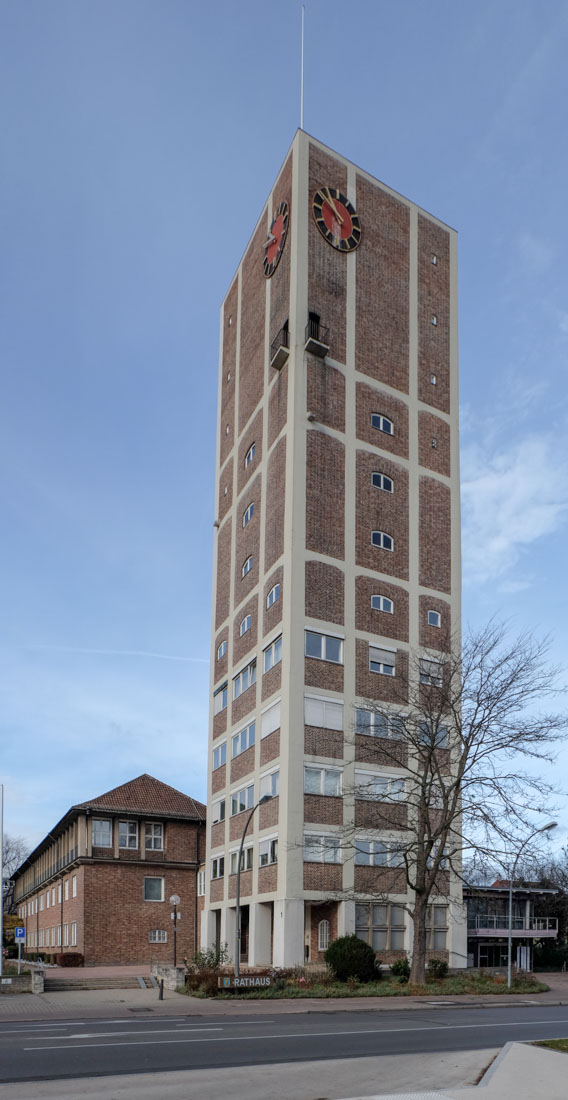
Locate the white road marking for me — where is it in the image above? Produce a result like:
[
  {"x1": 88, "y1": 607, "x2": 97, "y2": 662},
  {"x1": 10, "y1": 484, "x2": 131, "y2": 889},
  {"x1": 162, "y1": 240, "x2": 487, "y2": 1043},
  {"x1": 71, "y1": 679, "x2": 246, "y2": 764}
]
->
[
  {"x1": 24, "y1": 1017, "x2": 568, "y2": 1052},
  {"x1": 38, "y1": 1027, "x2": 223, "y2": 1040}
]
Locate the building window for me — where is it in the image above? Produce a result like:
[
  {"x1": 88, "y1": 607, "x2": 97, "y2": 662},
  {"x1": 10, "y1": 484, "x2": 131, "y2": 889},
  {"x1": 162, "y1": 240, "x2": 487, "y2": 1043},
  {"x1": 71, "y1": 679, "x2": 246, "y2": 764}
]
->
[
  {"x1": 39, "y1": 929, "x2": 44, "y2": 947},
  {"x1": 355, "y1": 771, "x2": 405, "y2": 801},
  {"x1": 318, "y1": 919, "x2": 330, "y2": 952},
  {"x1": 259, "y1": 837, "x2": 278, "y2": 866},
  {"x1": 64, "y1": 879, "x2": 69, "y2": 901},
  {"x1": 233, "y1": 659, "x2": 256, "y2": 699},
  {"x1": 211, "y1": 856, "x2": 225, "y2": 880},
  {"x1": 212, "y1": 798, "x2": 226, "y2": 824},
  {"x1": 230, "y1": 847, "x2": 253, "y2": 874},
  {"x1": 197, "y1": 871, "x2": 206, "y2": 896},
  {"x1": 63, "y1": 923, "x2": 69, "y2": 947},
  {"x1": 371, "y1": 413, "x2": 394, "y2": 435},
  {"x1": 304, "y1": 694, "x2": 344, "y2": 731},
  {"x1": 243, "y1": 503, "x2": 254, "y2": 527},
  {"x1": 225, "y1": 424, "x2": 230, "y2": 435},
  {"x1": 428, "y1": 610, "x2": 442, "y2": 628},
  {"x1": 356, "y1": 902, "x2": 406, "y2": 951},
  {"x1": 92, "y1": 819, "x2": 112, "y2": 847},
  {"x1": 57, "y1": 925, "x2": 62, "y2": 947},
  {"x1": 305, "y1": 631, "x2": 343, "y2": 664},
  {"x1": 149, "y1": 929, "x2": 168, "y2": 943},
  {"x1": 431, "y1": 315, "x2": 437, "y2": 326},
  {"x1": 58, "y1": 883, "x2": 62, "y2": 903},
  {"x1": 264, "y1": 635, "x2": 282, "y2": 673},
  {"x1": 419, "y1": 658, "x2": 443, "y2": 687},
  {"x1": 46, "y1": 891, "x2": 50, "y2": 910},
  {"x1": 260, "y1": 769, "x2": 279, "y2": 798},
  {"x1": 72, "y1": 875, "x2": 77, "y2": 898},
  {"x1": 371, "y1": 595, "x2": 393, "y2": 614},
  {"x1": 232, "y1": 721, "x2": 255, "y2": 758},
  {"x1": 261, "y1": 699, "x2": 281, "y2": 738},
  {"x1": 212, "y1": 742, "x2": 226, "y2": 770},
  {"x1": 430, "y1": 373, "x2": 437, "y2": 385},
  {"x1": 371, "y1": 472, "x2": 394, "y2": 493},
  {"x1": 371, "y1": 530, "x2": 394, "y2": 551},
  {"x1": 426, "y1": 904, "x2": 448, "y2": 949},
  {"x1": 355, "y1": 839, "x2": 404, "y2": 867},
  {"x1": 231, "y1": 784, "x2": 254, "y2": 816},
  {"x1": 144, "y1": 877, "x2": 164, "y2": 902},
  {"x1": 432, "y1": 437, "x2": 438, "y2": 449},
  {"x1": 145, "y1": 823, "x2": 164, "y2": 850},
  {"x1": 217, "y1": 640, "x2": 227, "y2": 660},
  {"x1": 51, "y1": 887, "x2": 56, "y2": 905},
  {"x1": 267, "y1": 583, "x2": 281, "y2": 608},
  {"x1": 304, "y1": 766, "x2": 342, "y2": 796},
  {"x1": 40, "y1": 894, "x2": 44, "y2": 911},
  {"x1": 242, "y1": 556, "x2": 253, "y2": 578},
  {"x1": 304, "y1": 834, "x2": 341, "y2": 864},
  {"x1": 71, "y1": 922, "x2": 77, "y2": 946},
  {"x1": 214, "y1": 682, "x2": 228, "y2": 714},
  {"x1": 418, "y1": 720, "x2": 449, "y2": 748},
  {"x1": 239, "y1": 614, "x2": 252, "y2": 636},
  {"x1": 245, "y1": 442, "x2": 256, "y2": 467},
  {"x1": 119, "y1": 821, "x2": 138, "y2": 849},
  {"x1": 369, "y1": 645, "x2": 396, "y2": 676},
  {"x1": 431, "y1": 254, "x2": 437, "y2": 265}
]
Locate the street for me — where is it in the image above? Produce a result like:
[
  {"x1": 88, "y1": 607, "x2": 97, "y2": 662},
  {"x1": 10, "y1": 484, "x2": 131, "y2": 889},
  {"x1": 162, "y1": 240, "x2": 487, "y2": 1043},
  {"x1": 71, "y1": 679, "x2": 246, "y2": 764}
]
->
[{"x1": 1, "y1": 1003, "x2": 568, "y2": 1084}]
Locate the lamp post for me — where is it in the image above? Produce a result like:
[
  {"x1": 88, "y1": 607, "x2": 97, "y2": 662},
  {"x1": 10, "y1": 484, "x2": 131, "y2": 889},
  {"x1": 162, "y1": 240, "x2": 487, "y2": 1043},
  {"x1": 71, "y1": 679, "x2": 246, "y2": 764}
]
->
[
  {"x1": 507, "y1": 821, "x2": 557, "y2": 989},
  {"x1": 235, "y1": 793, "x2": 273, "y2": 979},
  {"x1": 170, "y1": 894, "x2": 180, "y2": 967}
]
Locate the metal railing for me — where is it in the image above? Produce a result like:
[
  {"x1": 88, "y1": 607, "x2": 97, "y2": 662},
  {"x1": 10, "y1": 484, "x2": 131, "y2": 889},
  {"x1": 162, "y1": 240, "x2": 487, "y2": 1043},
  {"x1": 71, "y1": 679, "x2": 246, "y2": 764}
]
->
[
  {"x1": 467, "y1": 915, "x2": 557, "y2": 931},
  {"x1": 304, "y1": 319, "x2": 329, "y2": 347},
  {"x1": 270, "y1": 325, "x2": 289, "y2": 362}
]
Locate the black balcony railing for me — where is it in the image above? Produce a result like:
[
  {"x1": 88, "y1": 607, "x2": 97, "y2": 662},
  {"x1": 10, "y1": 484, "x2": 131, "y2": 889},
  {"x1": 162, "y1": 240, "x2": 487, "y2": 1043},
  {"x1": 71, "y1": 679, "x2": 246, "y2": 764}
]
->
[
  {"x1": 270, "y1": 325, "x2": 290, "y2": 370},
  {"x1": 304, "y1": 318, "x2": 329, "y2": 356}
]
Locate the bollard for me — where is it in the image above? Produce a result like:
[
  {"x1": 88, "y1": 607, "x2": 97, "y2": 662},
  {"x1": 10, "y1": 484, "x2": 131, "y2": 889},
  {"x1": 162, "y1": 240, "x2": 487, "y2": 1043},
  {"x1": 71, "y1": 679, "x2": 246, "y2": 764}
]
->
[{"x1": 159, "y1": 978, "x2": 164, "y2": 1001}]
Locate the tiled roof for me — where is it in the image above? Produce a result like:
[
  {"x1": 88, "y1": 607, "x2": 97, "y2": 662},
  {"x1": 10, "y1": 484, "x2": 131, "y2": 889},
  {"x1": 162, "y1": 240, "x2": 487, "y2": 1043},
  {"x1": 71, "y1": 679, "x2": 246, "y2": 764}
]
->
[{"x1": 75, "y1": 774, "x2": 206, "y2": 821}]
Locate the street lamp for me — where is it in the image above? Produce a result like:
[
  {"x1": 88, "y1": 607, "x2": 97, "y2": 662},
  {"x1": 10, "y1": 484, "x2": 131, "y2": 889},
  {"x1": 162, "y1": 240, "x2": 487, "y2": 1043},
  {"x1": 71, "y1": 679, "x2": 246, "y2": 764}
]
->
[
  {"x1": 169, "y1": 894, "x2": 180, "y2": 967},
  {"x1": 507, "y1": 821, "x2": 557, "y2": 989},
  {"x1": 235, "y1": 793, "x2": 273, "y2": 979}
]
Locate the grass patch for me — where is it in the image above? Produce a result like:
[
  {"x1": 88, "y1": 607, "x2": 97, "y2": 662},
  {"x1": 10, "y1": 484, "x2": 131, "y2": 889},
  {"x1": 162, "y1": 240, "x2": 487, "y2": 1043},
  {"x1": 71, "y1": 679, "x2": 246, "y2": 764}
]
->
[
  {"x1": 180, "y1": 973, "x2": 548, "y2": 1000},
  {"x1": 534, "y1": 1039, "x2": 568, "y2": 1054}
]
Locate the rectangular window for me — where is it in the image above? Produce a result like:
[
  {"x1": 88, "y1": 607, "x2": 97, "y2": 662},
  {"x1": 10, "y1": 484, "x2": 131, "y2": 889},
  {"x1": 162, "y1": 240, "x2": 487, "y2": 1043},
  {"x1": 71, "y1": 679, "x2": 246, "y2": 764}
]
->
[
  {"x1": 428, "y1": 610, "x2": 442, "y2": 628},
  {"x1": 211, "y1": 856, "x2": 224, "y2": 879},
  {"x1": 230, "y1": 846, "x2": 253, "y2": 874},
  {"x1": 92, "y1": 819, "x2": 112, "y2": 847},
  {"x1": 149, "y1": 929, "x2": 168, "y2": 943},
  {"x1": 119, "y1": 821, "x2": 138, "y2": 849},
  {"x1": 72, "y1": 875, "x2": 77, "y2": 898},
  {"x1": 231, "y1": 784, "x2": 254, "y2": 816},
  {"x1": 145, "y1": 823, "x2": 164, "y2": 850},
  {"x1": 418, "y1": 720, "x2": 449, "y2": 748},
  {"x1": 46, "y1": 891, "x2": 50, "y2": 909},
  {"x1": 260, "y1": 769, "x2": 279, "y2": 798},
  {"x1": 214, "y1": 682, "x2": 228, "y2": 714},
  {"x1": 355, "y1": 902, "x2": 406, "y2": 952},
  {"x1": 71, "y1": 922, "x2": 77, "y2": 947},
  {"x1": 58, "y1": 883, "x2": 62, "y2": 903},
  {"x1": 263, "y1": 635, "x2": 282, "y2": 673},
  {"x1": 259, "y1": 837, "x2": 278, "y2": 866},
  {"x1": 63, "y1": 923, "x2": 69, "y2": 947},
  {"x1": 355, "y1": 838, "x2": 404, "y2": 867},
  {"x1": 51, "y1": 888, "x2": 56, "y2": 905},
  {"x1": 426, "y1": 905, "x2": 448, "y2": 950},
  {"x1": 305, "y1": 631, "x2": 343, "y2": 664},
  {"x1": 355, "y1": 708, "x2": 405, "y2": 740},
  {"x1": 39, "y1": 929, "x2": 45, "y2": 947},
  {"x1": 419, "y1": 658, "x2": 443, "y2": 687},
  {"x1": 40, "y1": 894, "x2": 44, "y2": 911},
  {"x1": 369, "y1": 645, "x2": 396, "y2": 676},
  {"x1": 197, "y1": 870, "x2": 206, "y2": 896},
  {"x1": 304, "y1": 766, "x2": 342, "y2": 796},
  {"x1": 232, "y1": 721, "x2": 255, "y2": 758},
  {"x1": 303, "y1": 834, "x2": 341, "y2": 864},
  {"x1": 355, "y1": 771, "x2": 405, "y2": 801},
  {"x1": 233, "y1": 660, "x2": 257, "y2": 699},
  {"x1": 304, "y1": 694, "x2": 344, "y2": 731},
  {"x1": 64, "y1": 879, "x2": 69, "y2": 901},
  {"x1": 212, "y1": 798, "x2": 226, "y2": 824},
  {"x1": 261, "y1": 700, "x2": 281, "y2": 738},
  {"x1": 57, "y1": 925, "x2": 62, "y2": 947},
  {"x1": 144, "y1": 876, "x2": 164, "y2": 902},
  {"x1": 212, "y1": 742, "x2": 226, "y2": 770}
]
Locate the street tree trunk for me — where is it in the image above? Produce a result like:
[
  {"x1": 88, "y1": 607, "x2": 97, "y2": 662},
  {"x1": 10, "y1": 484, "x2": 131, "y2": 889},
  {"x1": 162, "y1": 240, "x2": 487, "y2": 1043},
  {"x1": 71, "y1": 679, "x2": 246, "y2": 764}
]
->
[{"x1": 410, "y1": 894, "x2": 428, "y2": 984}]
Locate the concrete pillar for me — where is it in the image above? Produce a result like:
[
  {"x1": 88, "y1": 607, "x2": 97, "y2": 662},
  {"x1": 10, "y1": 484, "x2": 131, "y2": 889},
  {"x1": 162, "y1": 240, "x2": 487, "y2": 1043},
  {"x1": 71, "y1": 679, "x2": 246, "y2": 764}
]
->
[
  {"x1": 249, "y1": 901, "x2": 273, "y2": 966},
  {"x1": 273, "y1": 898, "x2": 304, "y2": 966},
  {"x1": 338, "y1": 900, "x2": 355, "y2": 938},
  {"x1": 221, "y1": 907, "x2": 236, "y2": 967},
  {"x1": 202, "y1": 908, "x2": 218, "y2": 953}
]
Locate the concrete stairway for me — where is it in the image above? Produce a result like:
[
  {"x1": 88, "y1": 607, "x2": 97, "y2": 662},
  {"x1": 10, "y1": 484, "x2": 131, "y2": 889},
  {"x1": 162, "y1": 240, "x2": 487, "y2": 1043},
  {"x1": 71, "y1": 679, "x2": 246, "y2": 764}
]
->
[{"x1": 44, "y1": 975, "x2": 152, "y2": 991}]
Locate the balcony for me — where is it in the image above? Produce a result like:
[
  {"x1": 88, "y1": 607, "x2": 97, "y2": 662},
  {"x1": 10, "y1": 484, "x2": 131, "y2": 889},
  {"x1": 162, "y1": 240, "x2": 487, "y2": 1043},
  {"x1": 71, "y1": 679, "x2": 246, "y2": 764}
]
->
[
  {"x1": 270, "y1": 325, "x2": 290, "y2": 371},
  {"x1": 304, "y1": 316, "x2": 329, "y2": 358},
  {"x1": 467, "y1": 915, "x2": 558, "y2": 938}
]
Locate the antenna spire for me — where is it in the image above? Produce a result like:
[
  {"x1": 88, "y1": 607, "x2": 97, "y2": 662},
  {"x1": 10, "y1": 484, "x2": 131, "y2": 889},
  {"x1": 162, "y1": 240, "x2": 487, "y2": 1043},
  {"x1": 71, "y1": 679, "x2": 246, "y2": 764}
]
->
[{"x1": 300, "y1": 4, "x2": 305, "y2": 130}]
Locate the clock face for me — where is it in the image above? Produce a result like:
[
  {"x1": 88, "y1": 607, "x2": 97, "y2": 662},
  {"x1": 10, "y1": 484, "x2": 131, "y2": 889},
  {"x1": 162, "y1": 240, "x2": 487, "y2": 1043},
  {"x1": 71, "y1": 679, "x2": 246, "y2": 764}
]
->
[
  {"x1": 312, "y1": 187, "x2": 361, "y2": 252},
  {"x1": 263, "y1": 201, "x2": 289, "y2": 277}
]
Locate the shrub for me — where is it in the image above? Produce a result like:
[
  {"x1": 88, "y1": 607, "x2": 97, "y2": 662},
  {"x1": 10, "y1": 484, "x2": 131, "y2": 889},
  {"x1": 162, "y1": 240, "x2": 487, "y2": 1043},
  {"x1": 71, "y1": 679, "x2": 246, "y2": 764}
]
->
[
  {"x1": 325, "y1": 935, "x2": 379, "y2": 983},
  {"x1": 427, "y1": 958, "x2": 449, "y2": 980},
  {"x1": 390, "y1": 956, "x2": 410, "y2": 983},
  {"x1": 189, "y1": 943, "x2": 230, "y2": 972},
  {"x1": 56, "y1": 953, "x2": 84, "y2": 968}
]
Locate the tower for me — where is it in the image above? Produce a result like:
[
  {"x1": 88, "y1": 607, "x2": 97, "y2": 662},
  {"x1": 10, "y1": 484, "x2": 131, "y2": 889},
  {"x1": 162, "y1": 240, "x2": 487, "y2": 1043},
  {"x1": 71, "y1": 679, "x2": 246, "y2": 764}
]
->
[{"x1": 203, "y1": 131, "x2": 462, "y2": 968}]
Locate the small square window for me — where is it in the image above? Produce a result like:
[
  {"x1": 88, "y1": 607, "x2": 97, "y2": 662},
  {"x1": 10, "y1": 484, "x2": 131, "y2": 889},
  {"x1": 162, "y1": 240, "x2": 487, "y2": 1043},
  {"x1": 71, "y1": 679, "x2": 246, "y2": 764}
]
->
[
  {"x1": 144, "y1": 877, "x2": 164, "y2": 902},
  {"x1": 428, "y1": 610, "x2": 442, "y2": 628},
  {"x1": 371, "y1": 413, "x2": 394, "y2": 435},
  {"x1": 119, "y1": 821, "x2": 138, "y2": 849},
  {"x1": 145, "y1": 823, "x2": 164, "y2": 850},
  {"x1": 430, "y1": 373, "x2": 437, "y2": 385},
  {"x1": 371, "y1": 594, "x2": 393, "y2": 614}
]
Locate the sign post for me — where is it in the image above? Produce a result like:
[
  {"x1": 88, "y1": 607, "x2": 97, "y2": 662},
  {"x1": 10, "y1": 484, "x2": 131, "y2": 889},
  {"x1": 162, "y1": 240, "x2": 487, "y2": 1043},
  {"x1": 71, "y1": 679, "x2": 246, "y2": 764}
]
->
[{"x1": 14, "y1": 926, "x2": 25, "y2": 975}]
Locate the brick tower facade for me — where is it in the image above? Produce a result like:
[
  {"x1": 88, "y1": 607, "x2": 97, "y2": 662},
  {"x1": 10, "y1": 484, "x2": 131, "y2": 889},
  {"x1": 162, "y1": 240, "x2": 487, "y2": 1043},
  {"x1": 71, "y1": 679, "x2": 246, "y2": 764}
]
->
[{"x1": 204, "y1": 132, "x2": 464, "y2": 967}]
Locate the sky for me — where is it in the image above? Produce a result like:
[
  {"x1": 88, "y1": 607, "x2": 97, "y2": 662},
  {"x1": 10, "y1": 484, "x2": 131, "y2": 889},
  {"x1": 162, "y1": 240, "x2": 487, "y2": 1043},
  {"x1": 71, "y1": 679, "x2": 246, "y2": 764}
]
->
[{"x1": 1, "y1": 0, "x2": 568, "y2": 856}]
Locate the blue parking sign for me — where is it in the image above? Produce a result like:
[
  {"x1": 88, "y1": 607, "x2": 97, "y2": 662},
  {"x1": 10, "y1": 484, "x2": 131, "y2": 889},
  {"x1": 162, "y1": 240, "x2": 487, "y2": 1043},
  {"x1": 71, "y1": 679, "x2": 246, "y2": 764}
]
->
[{"x1": 14, "y1": 927, "x2": 26, "y2": 941}]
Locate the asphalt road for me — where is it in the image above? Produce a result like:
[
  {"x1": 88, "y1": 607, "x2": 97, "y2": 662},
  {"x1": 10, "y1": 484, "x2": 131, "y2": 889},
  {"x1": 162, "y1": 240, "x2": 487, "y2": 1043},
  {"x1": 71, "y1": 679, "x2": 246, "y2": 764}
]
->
[{"x1": 1, "y1": 1004, "x2": 568, "y2": 1084}]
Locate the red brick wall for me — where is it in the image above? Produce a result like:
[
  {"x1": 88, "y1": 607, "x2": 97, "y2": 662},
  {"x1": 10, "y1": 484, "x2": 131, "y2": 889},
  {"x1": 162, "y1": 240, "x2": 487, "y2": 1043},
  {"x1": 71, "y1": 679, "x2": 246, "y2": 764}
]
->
[
  {"x1": 258, "y1": 864, "x2": 278, "y2": 894},
  {"x1": 303, "y1": 863, "x2": 342, "y2": 891},
  {"x1": 260, "y1": 729, "x2": 280, "y2": 766},
  {"x1": 233, "y1": 595, "x2": 258, "y2": 667},
  {"x1": 308, "y1": 144, "x2": 347, "y2": 364},
  {"x1": 230, "y1": 744, "x2": 255, "y2": 785},
  {"x1": 355, "y1": 176, "x2": 409, "y2": 393},
  {"x1": 210, "y1": 878, "x2": 224, "y2": 904},
  {"x1": 215, "y1": 518, "x2": 231, "y2": 629},
  {"x1": 234, "y1": 473, "x2": 261, "y2": 603},
  {"x1": 222, "y1": 277, "x2": 239, "y2": 413},
  {"x1": 355, "y1": 639, "x2": 409, "y2": 705},
  {"x1": 211, "y1": 763, "x2": 226, "y2": 795},
  {"x1": 214, "y1": 631, "x2": 228, "y2": 682},
  {"x1": 263, "y1": 566, "x2": 283, "y2": 637},
  {"x1": 265, "y1": 436, "x2": 286, "y2": 570},
  {"x1": 354, "y1": 735, "x2": 408, "y2": 769},
  {"x1": 304, "y1": 795, "x2": 343, "y2": 826},
  {"x1": 239, "y1": 218, "x2": 267, "y2": 432},
  {"x1": 269, "y1": 152, "x2": 293, "y2": 342},
  {"x1": 356, "y1": 450, "x2": 408, "y2": 580},
  {"x1": 218, "y1": 457, "x2": 233, "y2": 523},
  {"x1": 304, "y1": 726, "x2": 344, "y2": 759},
  {"x1": 355, "y1": 575, "x2": 409, "y2": 641},
  {"x1": 238, "y1": 408, "x2": 263, "y2": 495},
  {"x1": 309, "y1": 901, "x2": 338, "y2": 961},
  {"x1": 220, "y1": 391, "x2": 235, "y2": 469},
  {"x1": 305, "y1": 560, "x2": 344, "y2": 625},
  {"x1": 419, "y1": 594, "x2": 452, "y2": 650},
  {"x1": 418, "y1": 411, "x2": 451, "y2": 477},
  {"x1": 418, "y1": 215, "x2": 450, "y2": 414},
  {"x1": 262, "y1": 659, "x2": 282, "y2": 701},
  {"x1": 354, "y1": 866, "x2": 406, "y2": 894},
  {"x1": 259, "y1": 795, "x2": 279, "y2": 830},
  {"x1": 210, "y1": 821, "x2": 225, "y2": 849},
  {"x1": 305, "y1": 656, "x2": 344, "y2": 693},
  {"x1": 306, "y1": 431, "x2": 345, "y2": 559},
  {"x1": 213, "y1": 708, "x2": 227, "y2": 740},
  {"x1": 419, "y1": 476, "x2": 451, "y2": 593},
  {"x1": 268, "y1": 368, "x2": 288, "y2": 447},
  {"x1": 228, "y1": 869, "x2": 252, "y2": 899},
  {"x1": 356, "y1": 383, "x2": 409, "y2": 459},
  {"x1": 354, "y1": 801, "x2": 408, "y2": 830},
  {"x1": 231, "y1": 682, "x2": 257, "y2": 728},
  {"x1": 306, "y1": 360, "x2": 346, "y2": 432}
]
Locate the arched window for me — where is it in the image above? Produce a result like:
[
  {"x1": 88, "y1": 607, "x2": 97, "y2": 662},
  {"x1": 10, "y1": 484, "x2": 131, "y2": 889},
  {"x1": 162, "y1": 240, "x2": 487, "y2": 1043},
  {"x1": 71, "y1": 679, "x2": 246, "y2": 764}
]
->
[{"x1": 318, "y1": 919, "x2": 330, "y2": 952}]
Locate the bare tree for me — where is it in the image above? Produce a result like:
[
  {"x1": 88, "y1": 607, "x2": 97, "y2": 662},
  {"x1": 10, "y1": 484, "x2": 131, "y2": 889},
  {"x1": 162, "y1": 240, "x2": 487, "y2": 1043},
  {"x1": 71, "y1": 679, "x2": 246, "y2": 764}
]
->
[
  {"x1": 2, "y1": 835, "x2": 29, "y2": 914},
  {"x1": 337, "y1": 623, "x2": 567, "y2": 984}
]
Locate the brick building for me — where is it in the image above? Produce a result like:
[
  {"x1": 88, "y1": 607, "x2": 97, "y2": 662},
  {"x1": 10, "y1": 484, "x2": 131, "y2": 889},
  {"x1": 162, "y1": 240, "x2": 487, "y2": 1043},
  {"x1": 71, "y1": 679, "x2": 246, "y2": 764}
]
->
[
  {"x1": 204, "y1": 131, "x2": 464, "y2": 967},
  {"x1": 12, "y1": 775, "x2": 206, "y2": 965}
]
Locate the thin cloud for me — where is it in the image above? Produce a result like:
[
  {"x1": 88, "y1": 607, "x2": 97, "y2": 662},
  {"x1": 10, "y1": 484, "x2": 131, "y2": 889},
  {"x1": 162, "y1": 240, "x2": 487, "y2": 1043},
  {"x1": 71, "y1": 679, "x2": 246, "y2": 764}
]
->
[{"x1": 28, "y1": 644, "x2": 208, "y2": 663}]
